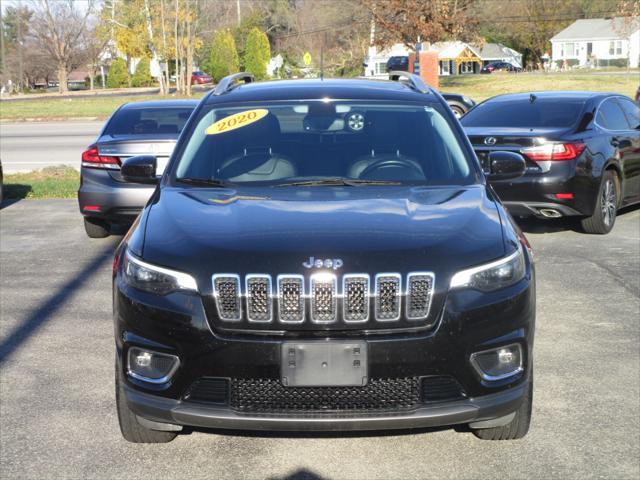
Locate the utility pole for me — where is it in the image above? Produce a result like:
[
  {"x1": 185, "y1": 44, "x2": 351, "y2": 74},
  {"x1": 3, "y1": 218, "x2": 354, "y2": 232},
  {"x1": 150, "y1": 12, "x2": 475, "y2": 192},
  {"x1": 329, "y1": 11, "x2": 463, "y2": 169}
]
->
[
  {"x1": 17, "y1": 0, "x2": 24, "y2": 91},
  {"x1": 236, "y1": 0, "x2": 241, "y2": 26},
  {"x1": 0, "y1": 7, "x2": 5, "y2": 85}
]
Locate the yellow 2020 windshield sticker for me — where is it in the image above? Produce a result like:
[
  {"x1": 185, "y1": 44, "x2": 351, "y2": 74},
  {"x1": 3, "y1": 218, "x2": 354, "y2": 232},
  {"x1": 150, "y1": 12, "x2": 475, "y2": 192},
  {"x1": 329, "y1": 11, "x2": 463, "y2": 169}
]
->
[{"x1": 205, "y1": 109, "x2": 269, "y2": 135}]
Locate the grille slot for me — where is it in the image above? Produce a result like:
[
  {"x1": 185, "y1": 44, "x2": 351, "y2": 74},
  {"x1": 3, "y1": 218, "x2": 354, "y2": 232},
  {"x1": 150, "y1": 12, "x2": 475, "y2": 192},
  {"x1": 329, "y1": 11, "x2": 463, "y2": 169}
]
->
[
  {"x1": 406, "y1": 272, "x2": 435, "y2": 320},
  {"x1": 375, "y1": 274, "x2": 401, "y2": 321},
  {"x1": 230, "y1": 377, "x2": 421, "y2": 412},
  {"x1": 310, "y1": 274, "x2": 337, "y2": 323},
  {"x1": 421, "y1": 376, "x2": 467, "y2": 403},
  {"x1": 343, "y1": 274, "x2": 370, "y2": 323},
  {"x1": 277, "y1": 275, "x2": 305, "y2": 324},
  {"x1": 212, "y1": 274, "x2": 241, "y2": 321},
  {"x1": 245, "y1": 275, "x2": 272, "y2": 322},
  {"x1": 184, "y1": 377, "x2": 230, "y2": 405}
]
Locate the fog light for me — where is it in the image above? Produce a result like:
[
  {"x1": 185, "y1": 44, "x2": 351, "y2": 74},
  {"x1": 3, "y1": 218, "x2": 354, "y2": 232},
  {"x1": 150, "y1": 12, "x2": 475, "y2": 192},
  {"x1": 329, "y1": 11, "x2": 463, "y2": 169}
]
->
[
  {"x1": 470, "y1": 343, "x2": 523, "y2": 381},
  {"x1": 127, "y1": 347, "x2": 179, "y2": 384}
]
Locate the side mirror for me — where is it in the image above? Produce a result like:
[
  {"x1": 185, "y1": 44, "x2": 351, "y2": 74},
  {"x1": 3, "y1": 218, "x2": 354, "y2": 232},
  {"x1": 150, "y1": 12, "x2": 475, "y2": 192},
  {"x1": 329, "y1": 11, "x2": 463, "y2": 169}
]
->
[
  {"x1": 487, "y1": 151, "x2": 526, "y2": 181},
  {"x1": 121, "y1": 155, "x2": 158, "y2": 184}
]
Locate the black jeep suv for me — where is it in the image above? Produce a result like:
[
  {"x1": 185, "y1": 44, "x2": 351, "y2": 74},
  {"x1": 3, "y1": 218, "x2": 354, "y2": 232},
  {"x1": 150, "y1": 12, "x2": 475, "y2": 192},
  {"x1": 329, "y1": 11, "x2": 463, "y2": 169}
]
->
[{"x1": 113, "y1": 72, "x2": 535, "y2": 443}]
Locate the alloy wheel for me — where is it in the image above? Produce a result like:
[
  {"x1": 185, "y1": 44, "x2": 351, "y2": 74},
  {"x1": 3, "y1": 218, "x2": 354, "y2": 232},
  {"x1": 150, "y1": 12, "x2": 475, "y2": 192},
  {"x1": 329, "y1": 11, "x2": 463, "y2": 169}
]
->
[{"x1": 601, "y1": 178, "x2": 617, "y2": 227}]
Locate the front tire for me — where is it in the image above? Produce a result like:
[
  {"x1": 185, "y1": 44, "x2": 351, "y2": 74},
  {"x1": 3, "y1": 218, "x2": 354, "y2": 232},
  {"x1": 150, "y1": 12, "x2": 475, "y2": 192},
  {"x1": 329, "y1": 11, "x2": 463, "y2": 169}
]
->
[
  {"x1": 115, "y1": 361, "x2": 177, "y2": 443},
  {"x1": 581, "y1": 170, "x2": 618, "y2": 234},
  {"x1": 450, "y1": 105, "x2": 465, "y2": 119},
  {"x1": 472, "y1": 376, "x2": 533, "y2": 441},
  {"x1": 83, "y1": 217, "x2": 110, "y2": 238}
]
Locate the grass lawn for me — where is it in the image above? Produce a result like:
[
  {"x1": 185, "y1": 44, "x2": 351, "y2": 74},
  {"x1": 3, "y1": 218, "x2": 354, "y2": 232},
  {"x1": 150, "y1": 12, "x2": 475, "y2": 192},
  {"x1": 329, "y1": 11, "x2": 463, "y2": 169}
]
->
[
  {"x1": 440, "y1": 71, "x2": 638, "y2": 102},
  {"x1": 0, "y1": 72, "x2": 636, "y2": 120},
  {"x1": 0, "y1": 93, "x2": 204, "y2": 121},
  {"x1": 3, "y1": 166, "x2": 79, "y2": 199}
]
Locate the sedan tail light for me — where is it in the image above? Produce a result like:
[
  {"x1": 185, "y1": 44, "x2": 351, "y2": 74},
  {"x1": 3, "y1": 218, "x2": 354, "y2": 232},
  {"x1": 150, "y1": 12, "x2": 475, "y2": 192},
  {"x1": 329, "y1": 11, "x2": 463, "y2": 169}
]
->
[
  {"x1": 520, "y1": 142, "x2": 586, "y2": 162},
  {"x1": 81, "y1": 145, "x2": 121, "y2": 169}
]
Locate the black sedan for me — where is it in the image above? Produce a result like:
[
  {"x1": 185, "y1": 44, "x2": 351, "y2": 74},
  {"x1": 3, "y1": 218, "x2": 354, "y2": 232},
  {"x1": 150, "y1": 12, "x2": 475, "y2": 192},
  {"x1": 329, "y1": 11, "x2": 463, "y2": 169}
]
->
[
  {"x1": 442, "y1": 93, "x2": 476, "y2": 118},
  {"x1": 480, "y1": 62, "x2": 522, "y2": 74},
  {"x1": 461, "y1": 91, "x2": 640, "y2": 234}
]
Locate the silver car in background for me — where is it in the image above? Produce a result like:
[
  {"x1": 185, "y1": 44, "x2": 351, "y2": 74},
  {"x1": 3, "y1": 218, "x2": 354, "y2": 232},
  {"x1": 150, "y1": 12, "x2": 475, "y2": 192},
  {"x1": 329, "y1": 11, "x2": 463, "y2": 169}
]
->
[{"x1": 78, "y1": 100, "x2": 197, "y2": 237}]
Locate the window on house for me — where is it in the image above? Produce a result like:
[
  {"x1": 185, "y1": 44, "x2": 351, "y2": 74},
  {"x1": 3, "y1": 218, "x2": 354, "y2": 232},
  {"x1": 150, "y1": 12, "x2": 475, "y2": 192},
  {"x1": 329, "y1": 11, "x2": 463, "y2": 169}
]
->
[
  {"x1": 609, "y1": 41, "x2": 623, "y2": 55},
  {"x1": 564, "y1": 43, "x2": 575, "y2": 57}
]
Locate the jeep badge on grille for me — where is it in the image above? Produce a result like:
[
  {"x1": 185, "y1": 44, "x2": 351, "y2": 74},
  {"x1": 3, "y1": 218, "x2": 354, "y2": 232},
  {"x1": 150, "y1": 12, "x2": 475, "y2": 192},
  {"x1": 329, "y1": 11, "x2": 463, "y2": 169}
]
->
[{"x1": 302, "y1": 257, "x2": 343, "y2": 270}]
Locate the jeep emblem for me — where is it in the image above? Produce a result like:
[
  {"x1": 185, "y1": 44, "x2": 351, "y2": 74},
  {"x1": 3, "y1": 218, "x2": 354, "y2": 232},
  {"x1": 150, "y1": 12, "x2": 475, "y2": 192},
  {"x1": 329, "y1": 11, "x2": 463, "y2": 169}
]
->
[{"x1": 302, "y1": 257, "x2": 343, "y2": 270}]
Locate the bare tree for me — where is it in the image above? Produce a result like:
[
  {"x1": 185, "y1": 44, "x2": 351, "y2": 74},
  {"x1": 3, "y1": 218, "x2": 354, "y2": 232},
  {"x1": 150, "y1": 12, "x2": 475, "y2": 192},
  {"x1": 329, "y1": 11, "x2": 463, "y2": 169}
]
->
[{"x1": 32, "y1": 0, "x2": 95, "y2": 94}]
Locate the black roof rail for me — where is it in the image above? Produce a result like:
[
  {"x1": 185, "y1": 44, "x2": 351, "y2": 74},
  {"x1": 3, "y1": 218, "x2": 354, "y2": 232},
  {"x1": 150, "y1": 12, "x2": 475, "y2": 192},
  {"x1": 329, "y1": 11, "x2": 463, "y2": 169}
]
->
[
  {"x1": 213, "y1": 72, "x2": 254, "y2": 96},
  {"x1": 388, "y1": 71, "x2": 431, "y2": 94}
]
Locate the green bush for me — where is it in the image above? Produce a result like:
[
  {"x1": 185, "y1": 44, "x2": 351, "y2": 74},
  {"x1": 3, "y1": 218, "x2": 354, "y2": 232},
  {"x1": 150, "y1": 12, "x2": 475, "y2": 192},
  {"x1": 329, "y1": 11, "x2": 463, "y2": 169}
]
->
[
  {"x1": 107, "y1": 58, "x2": 128, "y2": 88},
  {"x1": 555, "y1": 58, "x2": 580, "y2": 68},
  {"x1": 132, "y1": 57, "x2": 154, "y2": 87},
  {"x1": 243, "y1": 27, "x2": 271, "y2": 80},
  {"x1": 203, "y1": 30, "x2": 239, "y2": 82},
  {"x1": 596, "y1": 58, "x2": 628, "y2": 68}
]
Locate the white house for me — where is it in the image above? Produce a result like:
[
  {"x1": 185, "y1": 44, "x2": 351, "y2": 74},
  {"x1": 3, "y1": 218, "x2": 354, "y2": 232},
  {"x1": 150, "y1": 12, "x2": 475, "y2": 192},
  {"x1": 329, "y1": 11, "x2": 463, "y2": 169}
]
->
[{"x1": 550, "y1": 17, "x2": 640, "y2": 68}]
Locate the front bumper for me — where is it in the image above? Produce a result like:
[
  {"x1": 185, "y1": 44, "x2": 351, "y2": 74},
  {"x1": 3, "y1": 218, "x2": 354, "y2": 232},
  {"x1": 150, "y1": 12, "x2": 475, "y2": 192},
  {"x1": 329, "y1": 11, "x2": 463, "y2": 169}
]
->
[
  {"x1": 124, "y1": 380, "x2": 527, "y2": 432},
  {"x1": 78, "y1": 167, "x2": 154, "y2": 222}
]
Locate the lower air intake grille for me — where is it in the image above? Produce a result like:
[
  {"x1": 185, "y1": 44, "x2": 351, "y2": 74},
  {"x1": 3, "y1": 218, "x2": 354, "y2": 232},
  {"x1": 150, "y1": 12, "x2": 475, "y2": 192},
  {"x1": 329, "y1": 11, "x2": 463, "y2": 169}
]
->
[
  {"x1": 421, "y1": 376, "x2": 467, "y2": 403},
  {"x1": 230, "y1": 377, "x2": 421, "y2": 412},
  {"x1": 183, "y1": 377, "x2": 230, "y2": 405}
]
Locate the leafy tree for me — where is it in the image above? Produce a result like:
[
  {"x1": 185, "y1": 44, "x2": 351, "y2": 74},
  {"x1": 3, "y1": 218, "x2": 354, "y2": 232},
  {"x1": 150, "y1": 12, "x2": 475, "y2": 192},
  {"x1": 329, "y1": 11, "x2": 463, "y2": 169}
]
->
[
  {"x1": 112, "y1": 0, "x2": 148, "y2": 87},
  {"x1": 243, "y1": 27, "x2": 271, "y2": 80},
  {"x1": 132, "y1": 56, "x2": 154, "y2": 87},
  {"x1": 203, "y1": 29, "x2": 239, "y2": 82},
  {"x1": 107, "y1": 58, "x2": 128, "y2": 88}
]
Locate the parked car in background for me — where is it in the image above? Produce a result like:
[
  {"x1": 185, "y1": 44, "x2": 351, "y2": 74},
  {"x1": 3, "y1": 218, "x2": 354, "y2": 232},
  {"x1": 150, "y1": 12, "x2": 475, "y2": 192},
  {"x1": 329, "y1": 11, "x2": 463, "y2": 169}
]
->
[
  {"x1": 461, "y1": 91, "x2": 640, "y2": 234},
  {"x1": 441, "y1": 93, "x2": 476, "y2": 118},
  {"x1": 480, "y1": 62, "x2": 522, "y2": 73},
  {"x1": 385, "y1": 56, "x2": 410, "y2": 72},
  {"x1": 78, "y1": 100, "x2": 198, "y2": 238},
  {"x1": 191, "y1": 71, "x2": 213, "y2": 85}
]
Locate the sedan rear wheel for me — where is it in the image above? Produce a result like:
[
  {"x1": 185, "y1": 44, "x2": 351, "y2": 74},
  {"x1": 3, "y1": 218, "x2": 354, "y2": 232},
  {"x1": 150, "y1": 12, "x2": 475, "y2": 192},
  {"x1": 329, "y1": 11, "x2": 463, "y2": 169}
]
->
[
  {"x1": 83, "y1": 217, "x2": 110, "y2": 238},
  {"x1": 581, "y1": 171, "x2": 618, "y2": 234}
]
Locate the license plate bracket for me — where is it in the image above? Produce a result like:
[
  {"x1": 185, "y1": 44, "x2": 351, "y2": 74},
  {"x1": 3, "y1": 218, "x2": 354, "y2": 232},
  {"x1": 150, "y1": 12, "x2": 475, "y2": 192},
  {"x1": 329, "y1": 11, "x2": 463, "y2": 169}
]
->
[{"x1": 281, "y1": 341, "x2": 368, "y2": 387}]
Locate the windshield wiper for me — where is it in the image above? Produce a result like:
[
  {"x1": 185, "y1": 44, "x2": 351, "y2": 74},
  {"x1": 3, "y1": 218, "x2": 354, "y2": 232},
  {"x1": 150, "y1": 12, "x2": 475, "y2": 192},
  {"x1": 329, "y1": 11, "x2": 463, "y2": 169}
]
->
[
  {"x1": 176, "y1": 177, "x2": 230, "y2": 187},
  {"x1": 275, "y1": 178, "x2": 401, "y2": 187}
]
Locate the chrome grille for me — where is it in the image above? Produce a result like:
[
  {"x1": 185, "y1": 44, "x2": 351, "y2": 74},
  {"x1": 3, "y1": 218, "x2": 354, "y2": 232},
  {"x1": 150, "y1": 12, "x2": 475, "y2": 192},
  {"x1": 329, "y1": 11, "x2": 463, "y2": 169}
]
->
[
  {"x1": 211, "y1": 272, "x2": 435, "y2": 327},
  {"x1": 310, "y1": 274, "x2": 337, "y2": 323},
  {"x1": 375, "y1": 274, "x2": 401, "y2": 321},
  {"x1": 245, "y1": 275, "x2": 272, "y2": 322},
  {"x1": 277, "y1": 275, "x2": 305, "y2": 323},
  {"x1": 407, "y1": 273, "x2": 435, "y2": 320},
  {"x1": 212, "y1": 274, "x2": 241, "y2": 321},
  {"x1": 343, "y1": 275, "x2": 370, "y2": 323}
]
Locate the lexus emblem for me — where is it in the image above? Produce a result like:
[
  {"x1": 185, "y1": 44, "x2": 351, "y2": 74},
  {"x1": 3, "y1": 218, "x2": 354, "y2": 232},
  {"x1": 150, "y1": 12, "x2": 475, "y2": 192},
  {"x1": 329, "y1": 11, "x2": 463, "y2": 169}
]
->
[{"x1": 484, "y1": 136, "x2": 497, "y2": 146}]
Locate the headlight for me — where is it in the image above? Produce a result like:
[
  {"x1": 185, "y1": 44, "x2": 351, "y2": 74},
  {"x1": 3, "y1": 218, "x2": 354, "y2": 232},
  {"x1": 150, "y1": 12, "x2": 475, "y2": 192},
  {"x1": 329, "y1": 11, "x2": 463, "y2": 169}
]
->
[
  {"x1": 123, "y1": 250, "x2": 198, "y2": 295},
  {"x1": 450, "y1": 247, "x2": 525, "y2": 292}
]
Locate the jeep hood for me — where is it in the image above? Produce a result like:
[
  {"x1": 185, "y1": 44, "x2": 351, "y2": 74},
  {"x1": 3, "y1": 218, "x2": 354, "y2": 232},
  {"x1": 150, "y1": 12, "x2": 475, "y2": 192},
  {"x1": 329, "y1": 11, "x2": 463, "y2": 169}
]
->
[{"x1": 140, "y1": 185, "x2": 506, "y2": 292}]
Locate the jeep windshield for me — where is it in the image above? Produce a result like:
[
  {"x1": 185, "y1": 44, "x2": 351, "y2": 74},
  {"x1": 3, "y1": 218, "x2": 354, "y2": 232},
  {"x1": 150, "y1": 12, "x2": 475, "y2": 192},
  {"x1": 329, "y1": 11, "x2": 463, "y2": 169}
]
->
[{"x1": 174, "y1": 101, "x2": 476, "y2": 186}]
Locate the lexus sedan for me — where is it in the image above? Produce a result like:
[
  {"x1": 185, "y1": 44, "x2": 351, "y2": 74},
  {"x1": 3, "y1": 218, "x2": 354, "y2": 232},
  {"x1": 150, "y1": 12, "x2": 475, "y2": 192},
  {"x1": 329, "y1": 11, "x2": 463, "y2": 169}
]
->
[
  {"x1": 461, "y1": 91, "x2": 640, "y2": 234},
  {"x1": 78, "y1": 100, "x2": 197, "y2": 238}
]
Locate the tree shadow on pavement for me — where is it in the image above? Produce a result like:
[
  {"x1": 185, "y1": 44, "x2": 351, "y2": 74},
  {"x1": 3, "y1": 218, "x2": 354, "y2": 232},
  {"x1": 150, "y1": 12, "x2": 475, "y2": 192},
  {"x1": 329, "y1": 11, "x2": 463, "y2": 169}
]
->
[{"x1": 0, "y1": 239, "x2": 119, "y2": 364}]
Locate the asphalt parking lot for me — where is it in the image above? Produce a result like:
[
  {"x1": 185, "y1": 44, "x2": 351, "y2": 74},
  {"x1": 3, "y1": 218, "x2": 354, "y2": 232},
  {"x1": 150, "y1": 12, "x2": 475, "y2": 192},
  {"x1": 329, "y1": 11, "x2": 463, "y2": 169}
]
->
[{"x1": 1, "y1": 199, "x2": 639, "y2": 479}]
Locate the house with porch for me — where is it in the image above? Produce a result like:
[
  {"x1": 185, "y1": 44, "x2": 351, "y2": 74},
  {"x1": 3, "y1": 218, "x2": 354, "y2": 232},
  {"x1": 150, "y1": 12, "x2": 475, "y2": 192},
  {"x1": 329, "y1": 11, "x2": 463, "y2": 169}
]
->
[
  {"x1": 428, "y1": 42, "x2": 483, "y2": 75},
  {"x1": 550, "y1": 17, "x2": 640, "y2": 68}
]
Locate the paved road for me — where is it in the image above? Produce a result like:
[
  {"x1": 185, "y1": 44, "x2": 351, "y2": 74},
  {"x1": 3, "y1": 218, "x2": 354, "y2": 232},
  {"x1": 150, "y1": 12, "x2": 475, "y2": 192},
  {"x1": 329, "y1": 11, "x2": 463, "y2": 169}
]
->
[
  {"x1": 0, "y1": 121, "x2": 102, "y2": 173},
  {"x1": 1, "y1": 200, "x2": 639, "y2": 479}
]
